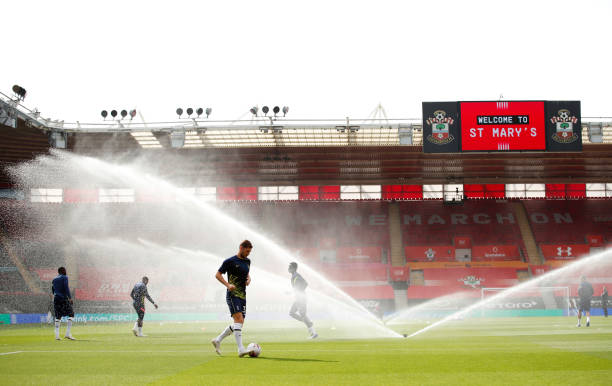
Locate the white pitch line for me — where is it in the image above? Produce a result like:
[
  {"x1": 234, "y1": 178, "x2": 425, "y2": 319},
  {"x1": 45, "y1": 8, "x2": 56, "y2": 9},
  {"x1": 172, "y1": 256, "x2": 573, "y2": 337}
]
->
[
  {"x1": 9, "y1": 350, "x2": 214, "y2": 354},
  {"x1": 0, "y1": 348, "x2": 415, "y2": 354},
  {"x1": 0, "y1": 351, "x2": 23, "y2": 356}
]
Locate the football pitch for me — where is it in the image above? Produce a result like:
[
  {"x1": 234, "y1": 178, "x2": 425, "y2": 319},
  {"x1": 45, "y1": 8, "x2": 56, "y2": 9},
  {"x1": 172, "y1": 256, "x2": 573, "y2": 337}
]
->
[{"x1": 1, "y1": 317, "x2": 611, "y2": 385}]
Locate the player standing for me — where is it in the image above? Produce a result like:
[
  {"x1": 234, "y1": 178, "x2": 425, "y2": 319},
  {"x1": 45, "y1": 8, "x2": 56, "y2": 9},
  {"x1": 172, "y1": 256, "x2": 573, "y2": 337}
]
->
[
  {"x1": 601, "y1": 286, "x2": 608, "y2": 318},
  {"x1": 211, "y1": 240, "x2": 255, "y2": 357},
  {"x1": 51, "y1": 267, "x2": 75, "y2": 340},
  {"x1": 288, "y1": 262, "x2": 317, "y2": 339},
  {"x1": 576, "y1": 275, "x2": 594, "y2": 327},
  {"x1": 130, "y1": 276, "x2": 158, "y2": 337}
]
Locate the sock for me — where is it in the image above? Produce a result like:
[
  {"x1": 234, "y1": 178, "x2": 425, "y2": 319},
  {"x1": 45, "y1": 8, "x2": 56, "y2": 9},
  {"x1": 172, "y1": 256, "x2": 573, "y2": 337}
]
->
[
  {"x1": 586, "y1": 316, "x2": 590, "y2": 323},
  {"x1": 233, "y1": 323, "x2": 244, "y2": 351},
  {"x1": 66, "y1": 318, "x2": 73, "y2": 336},
  {"x1": 133, "y1": 322, "x2": 138, "y2": 330},
  {"x1": 216, "y1": 325, "x2": 233, "y2": 342},
  {"x1": 138, "y1": 327, "x2": 143, "y2": 336},
  {"x1": 54, "y1": 319, "x2": 60, "y2": 338},
  {"x1": 308, "y1": 326, "x2": 316, "y2": 335}
]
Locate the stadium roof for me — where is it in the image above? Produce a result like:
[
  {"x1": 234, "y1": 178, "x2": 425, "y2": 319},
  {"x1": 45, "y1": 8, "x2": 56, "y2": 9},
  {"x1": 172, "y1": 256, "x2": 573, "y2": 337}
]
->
[
  {"x1": 2, "y1": 93, "x2": 612, "y2": 188},
  {"x1": 2, "y1": 92, "x2": 612, "y2": 149}
]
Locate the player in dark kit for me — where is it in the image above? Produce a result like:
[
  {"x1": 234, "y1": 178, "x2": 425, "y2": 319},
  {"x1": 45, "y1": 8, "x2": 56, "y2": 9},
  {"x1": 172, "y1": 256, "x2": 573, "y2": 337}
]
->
[
  {"x1": 211, "y1": 240, "x2": 255, "y2": 357},
  {"x1": 288, "y1": 262, "x2": 317, "y2": 339},
  {"x1": 51, "y1": 267, "x2": 75, "y2": 340},
  {"x1": 602, "y1": 286, "x2": 608, "y2": 317},
  {"x1": 130, "y1": 276, "x2": 158, "y2": 337},
  {"x1": 576, "y1": 275, "x2": 594, "y2": 327}
]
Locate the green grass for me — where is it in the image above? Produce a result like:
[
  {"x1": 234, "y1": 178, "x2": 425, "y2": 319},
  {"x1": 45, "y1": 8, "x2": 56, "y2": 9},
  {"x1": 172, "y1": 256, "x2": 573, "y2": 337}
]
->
[{"x1": 1, "y1": 317, "x2": 611, "y2": 385}]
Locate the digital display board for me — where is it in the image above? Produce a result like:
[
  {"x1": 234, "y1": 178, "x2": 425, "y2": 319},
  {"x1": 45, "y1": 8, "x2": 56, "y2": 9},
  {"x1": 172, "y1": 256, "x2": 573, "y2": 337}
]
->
[{"x1": 460, "y1": 101, "x2": 546, "y2": 151}]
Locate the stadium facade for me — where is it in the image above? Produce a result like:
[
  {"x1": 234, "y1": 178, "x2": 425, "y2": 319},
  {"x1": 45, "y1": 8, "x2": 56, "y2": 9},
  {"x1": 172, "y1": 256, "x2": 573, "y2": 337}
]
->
[{"x1": 1, "y1": 92, "x2": 611, "y2": 321}]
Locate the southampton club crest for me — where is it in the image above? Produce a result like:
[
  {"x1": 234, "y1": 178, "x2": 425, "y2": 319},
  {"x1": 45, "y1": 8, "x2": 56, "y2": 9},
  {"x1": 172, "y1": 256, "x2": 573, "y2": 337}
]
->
[
  {"x1": 550, "y1": 109, "x2": 579, "y2": 143},
  {"x1": 425, "y1": 248, "x2": 436, "y2": 261},
  {"x1": 426, "y1": 110, "x2": 455, "y2": 145}
]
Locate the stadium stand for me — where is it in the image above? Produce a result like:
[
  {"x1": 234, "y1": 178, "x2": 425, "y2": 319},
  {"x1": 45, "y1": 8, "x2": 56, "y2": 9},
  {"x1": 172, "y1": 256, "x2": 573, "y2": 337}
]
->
[
  {"x1": 400, "y1": 200, "x2": 526, "y2": 262},
  {"x1": 2, "y1": 197, "x2": 612, "y2": 309},
  {"x1": 1, "y1": 99, "x2": 612, "y2": 315},
  {"x1": 523, "y1": 200, "x2": 612, "y2": 260}
]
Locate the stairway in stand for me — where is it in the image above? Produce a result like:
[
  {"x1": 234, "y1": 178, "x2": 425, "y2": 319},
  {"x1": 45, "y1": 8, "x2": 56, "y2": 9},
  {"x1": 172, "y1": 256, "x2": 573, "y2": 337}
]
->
[{"x1": 512, "y1": 201, "x2": 543, "y2": 265}]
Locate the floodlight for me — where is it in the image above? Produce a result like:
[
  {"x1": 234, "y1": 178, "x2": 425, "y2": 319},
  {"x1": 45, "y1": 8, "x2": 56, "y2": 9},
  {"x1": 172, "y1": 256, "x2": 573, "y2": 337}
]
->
[
  {"x1": 120, "y1": 110, "x2": 128, "y2": 119},
  {"x1": 111, "y1": 110, "x2": 118, "y2": 118},
  {"x1": 250, "y1": 107, "x2": 258, "y2": 117},
  {"x1": 205, "y1": 108, "x2": 212, "y2": 118},
  {"x1": 262, "y1": 106, "x2": 269, "y2": 115},
  {"x1": 186, "y1": 107, "x2": 194, "y2": 116},
  {"x1": 196, "y1": 108, "x2": 204, "y2": 117},
  {"x1": 273, "y1": 106, "x2": 280, "y2": 116},
  {"x1": 176, "y1": 108, "x2": 183, "y2": 117},
  {"x1": 101, "y1": 110, "x2": 108, "y2": 119},
  {"x1": 12, "y1": 85, "x2": 26, "y2": 101},
  {"x1": 129, "y1": 109, "x2": 137, "y2": 119},
  {"x1": 282, "y1": 106, "x2": 289, "y2": 116}
]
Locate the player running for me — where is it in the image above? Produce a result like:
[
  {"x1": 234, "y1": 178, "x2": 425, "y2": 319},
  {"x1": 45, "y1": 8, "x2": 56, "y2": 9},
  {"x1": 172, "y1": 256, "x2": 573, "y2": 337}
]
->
[
  {"x1": 51, "y1": 266, "x2": 75, "y2": 340},
  {"x1": 576, "y1": 275, "x2": 594, "y2": 327},
  {"x1": 130, "y1": 276, "x2": 158, "y2": 337},
  {"x1": 211, "y1": 240, "x2": 255, "y2": 357},
  {"x1": 288, "y1": 262, "x2": 317, "y2": 339}
]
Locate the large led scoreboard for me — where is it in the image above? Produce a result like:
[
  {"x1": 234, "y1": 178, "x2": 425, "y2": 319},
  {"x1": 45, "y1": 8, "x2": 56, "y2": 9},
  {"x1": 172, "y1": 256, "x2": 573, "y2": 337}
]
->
[{"x1": 422, "y1": 100, "x2": 581, "y2": 153}]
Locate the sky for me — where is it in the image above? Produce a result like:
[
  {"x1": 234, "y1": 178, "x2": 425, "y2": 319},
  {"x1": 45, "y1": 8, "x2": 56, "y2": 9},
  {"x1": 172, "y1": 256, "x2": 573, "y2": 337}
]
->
[{"x1": 3, "y1": 0, "x2": 612, "y2": 124}]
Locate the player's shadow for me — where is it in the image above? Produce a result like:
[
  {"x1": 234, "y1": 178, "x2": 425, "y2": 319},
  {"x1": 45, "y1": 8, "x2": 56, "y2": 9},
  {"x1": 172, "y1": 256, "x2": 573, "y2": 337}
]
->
[{"x1": 258, "y1": 357, "x2": 337, "y2": 363}]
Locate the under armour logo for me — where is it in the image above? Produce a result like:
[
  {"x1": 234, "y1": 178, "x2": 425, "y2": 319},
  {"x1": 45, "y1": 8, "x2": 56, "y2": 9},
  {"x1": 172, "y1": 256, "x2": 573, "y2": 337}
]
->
[{"x1": 557, "y1": 246, "x2": 572, "y2": 256}]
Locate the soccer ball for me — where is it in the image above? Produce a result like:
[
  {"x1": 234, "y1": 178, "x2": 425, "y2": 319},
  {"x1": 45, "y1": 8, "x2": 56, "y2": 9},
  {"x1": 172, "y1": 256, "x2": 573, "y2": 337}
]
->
[{"x1": 247, "y1": 342, "x2": 261, "y2": 357}]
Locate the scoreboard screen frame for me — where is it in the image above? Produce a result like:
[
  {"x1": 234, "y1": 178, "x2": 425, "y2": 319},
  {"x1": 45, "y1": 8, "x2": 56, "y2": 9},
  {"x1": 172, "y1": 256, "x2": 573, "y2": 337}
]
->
[{"x1": 459, "y1": 101, "x2": 547, "y2": 152}]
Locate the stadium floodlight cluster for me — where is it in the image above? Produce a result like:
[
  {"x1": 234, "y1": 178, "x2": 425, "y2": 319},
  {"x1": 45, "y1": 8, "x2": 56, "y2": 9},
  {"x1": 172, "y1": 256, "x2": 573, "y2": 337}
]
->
[
  {"x1": 2, "y1": 89, "x2": 612, "y2": 148},
  {"x1": 101, "y1": 109, "x2": 137, "y2": 120},
  {"x1": 250, "y1": 105, "x2": 289, "y2": 118},
  {"x1": 12, "y1": 85, "x2": 27, "y2": 101},
  {"x1": 176, "y1": 107, "x2": 212, "y2": 119}
]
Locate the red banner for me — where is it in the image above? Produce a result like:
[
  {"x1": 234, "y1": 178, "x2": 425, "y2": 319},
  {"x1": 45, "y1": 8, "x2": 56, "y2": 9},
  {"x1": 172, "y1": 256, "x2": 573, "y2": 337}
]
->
[
  {"x1": 423, "y1": 267, "x2": 520, "y2": 288},
  {"x1": 295, "y1": 248, "x2": 320, "y2": 262},
  {"x1": 33, "y1": 269, "x2": 57, "y2": 281},
  {"x1": 75, "y1": 267, "x2": 203, "y2": 302},
  {"x1": 454, "y1": 237, "x2": 472, "y2": 248},
  {"x1": 530, "y1": 265, "x2": 551, "y2": 276},
  {"x1": 64, "y1": 189, "x2": 99, "y2": 203},
  {"x1": 336, "y1": 246, "x2": 382, "y2": 262},
  {"x1": 586, "y1": 235, "x2": 604, "y2": 246},
  {"x1": 319, "y1": 237, "x2": 337, "y2": 249},
  {"x1": 76, "y1": 268, "x2": 136, "y2": 301},
  {"x1": 471, "y1": 245, "x2": 520, "y2": 260},
  {"x1": 405, "y1": 246, "x2": 455, "y2": 262},
  {"x1": 389, "y1": 266, "x2": 409, "y2": 281},
  {"x1": 340, "y1": 285, "x2": 394, "y2": 300},
  {"x1": 540, "y1": 244, "x2": 590, "y2": 260}
]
